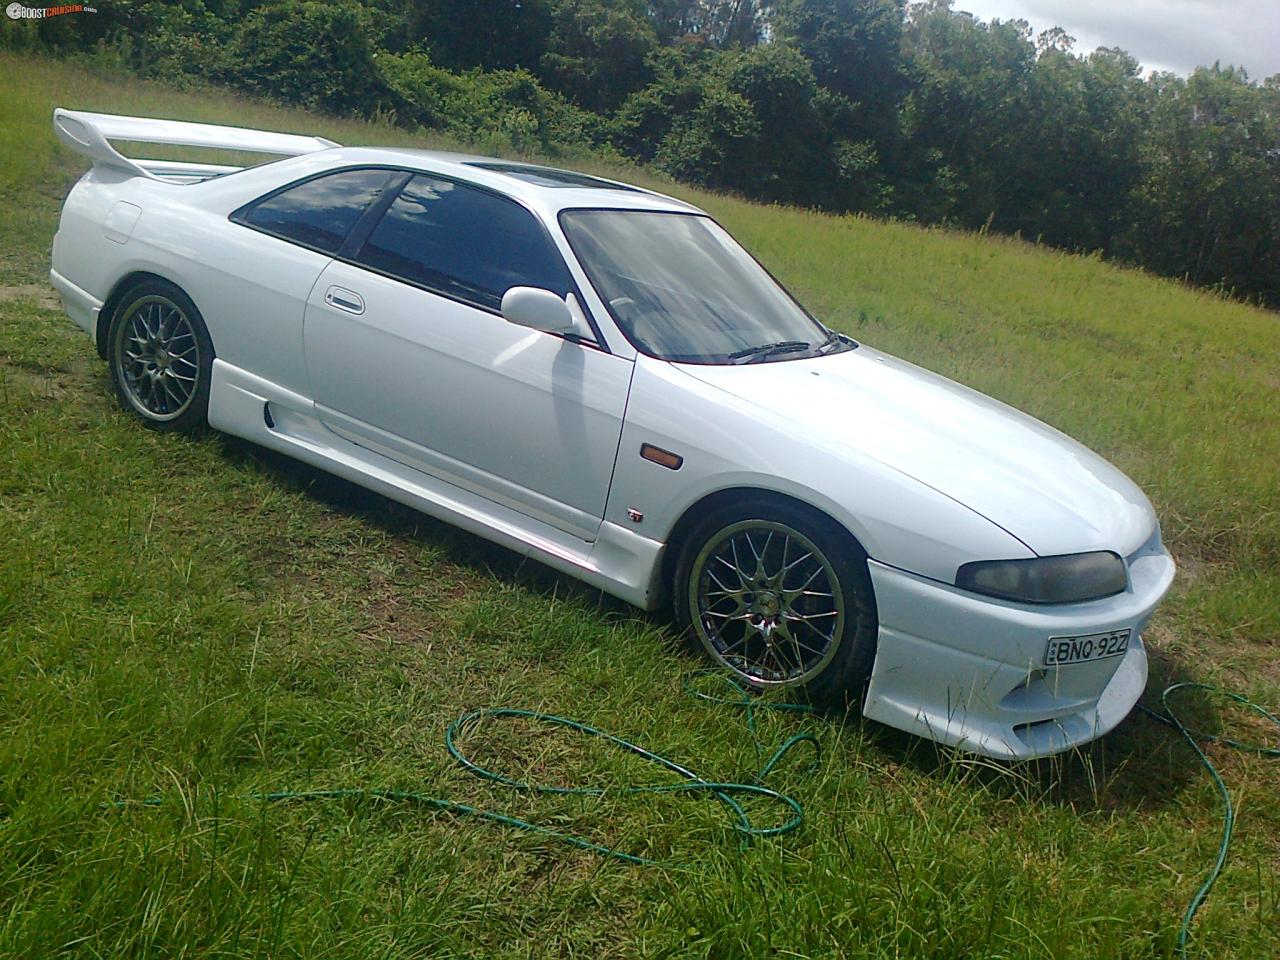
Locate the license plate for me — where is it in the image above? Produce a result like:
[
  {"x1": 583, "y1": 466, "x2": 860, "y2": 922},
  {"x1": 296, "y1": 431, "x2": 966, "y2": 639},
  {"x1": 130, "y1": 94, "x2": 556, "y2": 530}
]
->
[{"x1": 1045, "y1": 629, "x2": 1131, "y2": 666}]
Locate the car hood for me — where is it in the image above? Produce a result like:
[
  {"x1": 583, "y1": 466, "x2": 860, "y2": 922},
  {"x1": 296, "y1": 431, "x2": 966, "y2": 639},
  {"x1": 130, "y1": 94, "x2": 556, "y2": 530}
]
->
[{"x1": 675, "y1": 346, "x2": 1156, "y2": 558}]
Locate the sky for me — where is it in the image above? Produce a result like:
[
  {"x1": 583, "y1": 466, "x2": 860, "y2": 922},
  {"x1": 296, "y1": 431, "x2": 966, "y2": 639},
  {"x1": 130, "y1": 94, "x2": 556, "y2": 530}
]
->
[{"x1": 954, "y1": 0, "x2": 1280, "y2": 79}]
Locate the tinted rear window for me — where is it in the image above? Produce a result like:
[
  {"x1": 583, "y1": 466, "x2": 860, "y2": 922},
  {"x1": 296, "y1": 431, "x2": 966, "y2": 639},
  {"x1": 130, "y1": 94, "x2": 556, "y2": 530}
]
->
[{"x1": 238, "y1": 169, "x2": 393, "y2": 254}]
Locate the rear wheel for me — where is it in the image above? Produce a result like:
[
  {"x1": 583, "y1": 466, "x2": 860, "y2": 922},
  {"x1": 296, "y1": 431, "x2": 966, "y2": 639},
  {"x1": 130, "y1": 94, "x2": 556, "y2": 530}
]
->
[
  {"x1": 107, "y1": 279, "x2": 214, "y2": 433},
  {"x1": 673, "y1": 498, "x2": 878, "y2": 708}
]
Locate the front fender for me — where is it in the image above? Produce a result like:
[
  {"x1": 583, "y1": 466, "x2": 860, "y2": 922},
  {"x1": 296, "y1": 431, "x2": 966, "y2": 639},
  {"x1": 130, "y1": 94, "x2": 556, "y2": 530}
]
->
[{"x1": 605, "y1": 355, "x2": 1033, "y2": 587}]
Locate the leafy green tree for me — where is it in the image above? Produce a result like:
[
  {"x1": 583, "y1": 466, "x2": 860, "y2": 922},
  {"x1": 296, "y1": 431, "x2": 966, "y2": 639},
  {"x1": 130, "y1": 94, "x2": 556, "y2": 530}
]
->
[
  {"x1": 1124, "y1": 66, "x2": 1280, "y2": 302},
  {"x1": 897, "y1": 2, "x2": 1038, "y2": 227},
  {"x1": 381, "y1": 51, "x2": 606, "y2": 154},
  {"x1": 771, "y1": 0, "x2": 906, "y2": 114},
  {"x1": 714, "y1": 41, "x2": 832, "y2": 203},
  {"x1": 612, "y1": 44, "x2": 754, "y2": 176},
  {"x1": 769, "y1": 0, "x2": 907, "y2": 212},
  {"x1": 615, "y1": 42, "x2": 849, "y2": 207},
  {"x1": 896, "y1": 5, "x2": 1157, "y2": 258},
  {"x1": 1, "y1": 0, "x2": 236, "y2": 75},
  {"x1": 9, "y1": 0, "x2": 1280, "y2": 305},
  {"x1": 538, "y1": 0, "x2": 657, "y2": 112},
  {"x1": 230, "y1": 1, "x2": 402, "y2": 115},
  {"x1": 404, "y1": 0, "x2": 555, "y2": 72},
  {"x1": 1010, "y1": 44, "x2": 1148, "y2": 253}
]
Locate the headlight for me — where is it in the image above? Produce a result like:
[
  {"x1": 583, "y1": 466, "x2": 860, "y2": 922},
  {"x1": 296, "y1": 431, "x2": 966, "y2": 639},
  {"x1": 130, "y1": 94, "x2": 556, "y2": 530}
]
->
[{"x1": 955, "y1": 551, "x2": 1127, "y2": 604}]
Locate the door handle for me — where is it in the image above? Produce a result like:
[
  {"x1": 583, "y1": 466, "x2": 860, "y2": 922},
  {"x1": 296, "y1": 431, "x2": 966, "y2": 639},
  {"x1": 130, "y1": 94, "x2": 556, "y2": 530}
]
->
[{"x1": 324, "y1": 286, "x2": 365, "y2": 315}]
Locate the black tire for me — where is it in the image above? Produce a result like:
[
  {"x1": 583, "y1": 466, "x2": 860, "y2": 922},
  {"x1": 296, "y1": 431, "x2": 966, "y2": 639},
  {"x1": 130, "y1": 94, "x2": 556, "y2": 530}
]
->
[
  {"x1": 673, "y1": 497, "x2": 878, "y2": 709},
  {"x1": 107, "y1": 278, "x2": 214, "y2": 433}
]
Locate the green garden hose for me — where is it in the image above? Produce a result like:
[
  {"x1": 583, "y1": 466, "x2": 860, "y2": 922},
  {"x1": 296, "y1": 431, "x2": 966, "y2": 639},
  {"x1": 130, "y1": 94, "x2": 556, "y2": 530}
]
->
[
  {"x1": 115, "y1": 673, "x2": 820, "y2": 868},
  {"x1": 110, "y1": 673, "x2": 1278, "y2": 956},
  {"x1": 1139, "y1": 683, "x2": 1280, "y2": 958}
]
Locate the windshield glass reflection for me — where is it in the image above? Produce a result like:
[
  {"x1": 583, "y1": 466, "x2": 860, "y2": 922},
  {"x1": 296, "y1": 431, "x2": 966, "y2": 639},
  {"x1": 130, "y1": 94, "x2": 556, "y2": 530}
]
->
[{"x1": 560, "y1": 210, "x2": 839, "y2": 364}]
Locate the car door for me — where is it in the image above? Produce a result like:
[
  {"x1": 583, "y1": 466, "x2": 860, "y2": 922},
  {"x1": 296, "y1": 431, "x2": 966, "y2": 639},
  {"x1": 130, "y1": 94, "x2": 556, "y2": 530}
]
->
[
  {"x1": 302, "y1": 172, "x2": 634, "y2": 542},
  {"x1": 216, "y1": 167, "x2": 401, "y2": 397}
]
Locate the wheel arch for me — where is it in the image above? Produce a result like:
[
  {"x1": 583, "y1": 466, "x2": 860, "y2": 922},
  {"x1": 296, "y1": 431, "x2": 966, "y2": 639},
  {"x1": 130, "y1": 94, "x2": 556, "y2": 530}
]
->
[
  {"x1": 95, "y1": 270, "x2": 199, "y2": 359},
  {"x1": 657, "y1": 486, "x2": 872, "y2": 611}
]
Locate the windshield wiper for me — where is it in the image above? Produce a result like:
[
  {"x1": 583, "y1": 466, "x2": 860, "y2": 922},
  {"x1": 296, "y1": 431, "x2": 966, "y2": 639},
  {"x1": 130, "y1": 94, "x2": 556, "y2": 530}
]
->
[{"x1": 728, "y1": 340, "x2": 814, "y2": 363}]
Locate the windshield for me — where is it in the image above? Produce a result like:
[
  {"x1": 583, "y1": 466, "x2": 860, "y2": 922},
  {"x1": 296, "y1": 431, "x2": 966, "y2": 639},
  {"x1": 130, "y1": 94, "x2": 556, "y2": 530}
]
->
[{"x1": 560, "y1": 210, "x2": 847, "y2": 364}]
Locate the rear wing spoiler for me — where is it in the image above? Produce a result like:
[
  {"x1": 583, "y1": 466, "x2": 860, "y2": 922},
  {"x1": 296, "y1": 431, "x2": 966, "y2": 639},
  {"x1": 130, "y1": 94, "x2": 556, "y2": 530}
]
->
[{"x1": 53, "y1": 108, "x2": 341, "y2": 182}]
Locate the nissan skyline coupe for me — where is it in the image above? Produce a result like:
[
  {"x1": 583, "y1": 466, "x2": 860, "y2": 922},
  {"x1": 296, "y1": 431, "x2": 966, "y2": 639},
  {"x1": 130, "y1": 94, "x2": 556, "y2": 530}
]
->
[{"x1": 48, "y1": 108, "x2": 1176, "y2": 759}]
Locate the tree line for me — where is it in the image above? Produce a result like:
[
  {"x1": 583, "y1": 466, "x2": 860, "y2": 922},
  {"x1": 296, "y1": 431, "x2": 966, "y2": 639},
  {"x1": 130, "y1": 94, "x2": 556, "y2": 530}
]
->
[{"x1": 9, "y1": 0, "x2": 1279, "y2": 306}]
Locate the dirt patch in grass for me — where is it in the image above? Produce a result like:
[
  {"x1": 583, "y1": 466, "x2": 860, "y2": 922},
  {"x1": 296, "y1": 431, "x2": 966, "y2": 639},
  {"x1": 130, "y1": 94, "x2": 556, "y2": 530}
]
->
[
  {"x1": 0, "y1": 353, "x2": 92, "y2": 400},
  {"x1": 0, "y1": 362, "x2": 68, "y2": 399},
  {"x1": 356, "y1": 576, "x2": 453, "y2": 650},
  {"x1": 0, "y1": 283, "x2": 61, "y2": 311}
]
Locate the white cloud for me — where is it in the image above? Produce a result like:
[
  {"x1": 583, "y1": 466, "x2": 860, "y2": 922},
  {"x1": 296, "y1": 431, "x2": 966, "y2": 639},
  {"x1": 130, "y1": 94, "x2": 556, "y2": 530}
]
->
[{"x1": 953, "y1": 0, "x2": 1280, "y2": 79}]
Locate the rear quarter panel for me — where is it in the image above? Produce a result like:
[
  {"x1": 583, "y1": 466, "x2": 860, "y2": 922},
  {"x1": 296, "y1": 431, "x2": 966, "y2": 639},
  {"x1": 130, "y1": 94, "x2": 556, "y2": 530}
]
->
[
  {"x1": 54, "y1": 157, "x2": 336, "y2": 397},
  {"x1": 51, "y1": 166, "x2": 142, "y2": 310}
]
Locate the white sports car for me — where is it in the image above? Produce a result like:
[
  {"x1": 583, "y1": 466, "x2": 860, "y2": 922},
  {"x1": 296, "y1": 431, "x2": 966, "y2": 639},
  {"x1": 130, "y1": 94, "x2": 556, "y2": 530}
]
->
[{"x1": 49, "y1": 109, "x2": 1175, "y2": 759}]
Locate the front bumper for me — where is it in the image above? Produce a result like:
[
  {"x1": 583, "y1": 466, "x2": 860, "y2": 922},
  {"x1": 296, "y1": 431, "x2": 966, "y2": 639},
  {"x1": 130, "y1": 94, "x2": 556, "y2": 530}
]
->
[{"x1": 862, "y1": 542, "x2": 1176, "y2": 759}]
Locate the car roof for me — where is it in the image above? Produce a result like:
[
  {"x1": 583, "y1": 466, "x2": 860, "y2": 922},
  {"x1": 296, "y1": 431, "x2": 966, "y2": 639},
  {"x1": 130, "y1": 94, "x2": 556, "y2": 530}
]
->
[{"x1": 313, "y1": 147, "x2": 704, "y2": 217}]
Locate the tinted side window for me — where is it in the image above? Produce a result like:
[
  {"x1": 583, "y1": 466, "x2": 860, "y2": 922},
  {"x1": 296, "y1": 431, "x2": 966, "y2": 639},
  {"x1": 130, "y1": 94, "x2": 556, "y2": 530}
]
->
[
  {"x1": 238, "y1": 169, "x2": 393, "y2": 254},
  {"x1": 356, "y1": 175, "x2": 571, "y2": 312}
]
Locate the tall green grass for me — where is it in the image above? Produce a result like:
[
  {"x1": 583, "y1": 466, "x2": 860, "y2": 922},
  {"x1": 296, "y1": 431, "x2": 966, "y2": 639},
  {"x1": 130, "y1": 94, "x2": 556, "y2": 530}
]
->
[{"x1": 0, "y1": 52, "x2": 1276, "y2": 959}]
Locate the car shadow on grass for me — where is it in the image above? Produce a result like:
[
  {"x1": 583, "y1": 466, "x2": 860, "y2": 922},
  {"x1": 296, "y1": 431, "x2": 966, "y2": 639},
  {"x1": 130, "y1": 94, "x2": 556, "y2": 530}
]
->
[
  {"x1": 214, "y1": 434, "x2": 1218, "y2": 816},
  {"x1": 214, "y1": 433, "x2": 642, "y2": 618}
]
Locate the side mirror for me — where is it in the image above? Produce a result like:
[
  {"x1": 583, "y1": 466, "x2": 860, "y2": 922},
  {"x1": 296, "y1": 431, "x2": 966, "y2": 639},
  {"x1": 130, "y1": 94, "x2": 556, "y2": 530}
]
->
[{"x1": 501, "y1": 287, "x2": 584, "y2": 337}]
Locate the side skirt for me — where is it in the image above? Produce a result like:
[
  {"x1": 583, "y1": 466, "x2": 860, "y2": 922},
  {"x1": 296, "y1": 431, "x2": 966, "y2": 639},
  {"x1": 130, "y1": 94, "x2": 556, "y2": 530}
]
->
[{"x1": 207, "y1": 359, "x2": 664, "y2": 609}]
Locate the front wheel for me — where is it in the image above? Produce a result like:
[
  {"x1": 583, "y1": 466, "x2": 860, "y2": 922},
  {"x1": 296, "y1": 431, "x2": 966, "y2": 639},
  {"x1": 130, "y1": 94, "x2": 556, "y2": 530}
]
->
[
  {"x1": 673, "y1": 499, "x2": 878, "y2": 708},
  {"x1": 107, "y1": 279, "x2": 214, "y2": 433}
]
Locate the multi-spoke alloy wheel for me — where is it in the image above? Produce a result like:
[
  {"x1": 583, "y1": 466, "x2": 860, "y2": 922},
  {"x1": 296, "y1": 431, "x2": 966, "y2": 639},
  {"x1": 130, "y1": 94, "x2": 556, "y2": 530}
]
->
[
  {"x1": 115, "y1": 295, "x2": 200, "y2": 419},
  {"x1": 675, "y1": 500, "x2": 878, "y2": 705},
  {"x1": 108, "y1": 281, "x2": 213, "y2": 432},
  {"x1": 689, "y1": 520, "x2": 845, "y2": 686}
]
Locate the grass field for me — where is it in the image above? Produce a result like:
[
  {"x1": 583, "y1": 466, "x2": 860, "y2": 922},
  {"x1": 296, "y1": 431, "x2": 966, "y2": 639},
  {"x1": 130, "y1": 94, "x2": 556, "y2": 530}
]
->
[{"x1": 1, "y1": 52, "x2": 1277, "y2": 959}]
